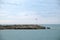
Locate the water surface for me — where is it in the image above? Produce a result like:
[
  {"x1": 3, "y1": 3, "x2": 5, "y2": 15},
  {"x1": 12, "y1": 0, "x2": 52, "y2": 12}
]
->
[
  {"x1": 0, "y1": 29, "x2": 60, "y2": 40},
  {"x1": 0, "y1": 24, "x2": 60, "y2": 40}
]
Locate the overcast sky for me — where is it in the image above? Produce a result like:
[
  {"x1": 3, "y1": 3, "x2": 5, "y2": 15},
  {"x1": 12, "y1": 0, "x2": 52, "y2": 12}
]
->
[{"x1": 0, "y1": 0, "x2": 60, "y2": 24}]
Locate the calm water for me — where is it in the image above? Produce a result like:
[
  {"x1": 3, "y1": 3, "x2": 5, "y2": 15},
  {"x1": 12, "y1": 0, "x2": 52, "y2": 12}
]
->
[{"x1": 0, "y1": 24, "x2": 60, "y2": 40}]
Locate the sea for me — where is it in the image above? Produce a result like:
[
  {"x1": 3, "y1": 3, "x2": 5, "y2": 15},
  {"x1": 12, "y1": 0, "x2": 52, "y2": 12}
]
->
[
  {"x1": 0, "y1": 24, "x2": 60, "y2": 40},
  {"x1": 40, "y1": 24, "x2": 60, "y2": 29}
]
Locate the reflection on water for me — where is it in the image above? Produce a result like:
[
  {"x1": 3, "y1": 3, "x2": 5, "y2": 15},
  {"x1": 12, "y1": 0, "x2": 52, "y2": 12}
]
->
[{"x1": 0, "y1": 30, "x2": 60, "y2": 40}]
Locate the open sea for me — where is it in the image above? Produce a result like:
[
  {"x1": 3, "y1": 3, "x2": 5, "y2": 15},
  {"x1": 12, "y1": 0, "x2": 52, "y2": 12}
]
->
[{"x1": 0, "y1": 24, "x2": 60, "y2": 40}]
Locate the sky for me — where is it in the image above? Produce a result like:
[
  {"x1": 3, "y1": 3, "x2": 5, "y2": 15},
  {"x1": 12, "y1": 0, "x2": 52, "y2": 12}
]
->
[{"x1": 0, "y1": 0, "x2": 60, "y2": 24}]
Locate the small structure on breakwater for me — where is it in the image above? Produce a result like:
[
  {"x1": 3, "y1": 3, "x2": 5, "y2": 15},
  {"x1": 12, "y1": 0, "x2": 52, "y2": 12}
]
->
[{"x1": 0, "y1": 24, "x2": 50, "y2": 29}]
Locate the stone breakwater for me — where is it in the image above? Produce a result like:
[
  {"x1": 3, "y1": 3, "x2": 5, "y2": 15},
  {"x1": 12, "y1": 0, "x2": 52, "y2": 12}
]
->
[{"x1": 0, "y1": 25, "x2": 50, "y2": 29}]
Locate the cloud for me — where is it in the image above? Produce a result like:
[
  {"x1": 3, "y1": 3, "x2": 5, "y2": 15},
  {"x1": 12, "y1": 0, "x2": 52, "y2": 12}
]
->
[
  {"x1": 0, "y1": 10, "x2": 9, "y2": 17},
  {"x1": 0, "y1": 0, "x2": 60, "y2": 24},
  {"x1": 1, "y1": 0, "x2": 28, "y2": 5},
  {"x1": 0, "y1": 10, "x2": 44, "y2": 24},
  {"x1": 0, "y1": 9, "x2": 60, "y2": 24},
  {"x1": 0, "y1": 20, "x2": 15, "y2": 24}
]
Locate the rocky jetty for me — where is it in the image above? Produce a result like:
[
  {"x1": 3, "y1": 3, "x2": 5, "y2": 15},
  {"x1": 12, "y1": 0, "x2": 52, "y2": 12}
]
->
[{"x1": 0, "y1": 24, "x2": 50, "y2": 29}]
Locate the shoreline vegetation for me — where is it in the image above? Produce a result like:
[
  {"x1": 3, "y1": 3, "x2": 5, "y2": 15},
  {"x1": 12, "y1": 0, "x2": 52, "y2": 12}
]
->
[{"x1": 0, "y1": 24, "x2": 50, "y2": 29}]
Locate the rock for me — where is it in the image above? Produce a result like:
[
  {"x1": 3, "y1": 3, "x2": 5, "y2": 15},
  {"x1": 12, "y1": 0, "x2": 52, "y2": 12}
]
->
[{"x1": 47, "y1": 27, "x2": 50, "y2": 29}]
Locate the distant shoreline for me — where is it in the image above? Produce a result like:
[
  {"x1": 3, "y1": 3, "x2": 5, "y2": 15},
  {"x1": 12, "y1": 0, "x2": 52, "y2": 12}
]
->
[{"x1": 0, "y1": 24, "x2": 50, "y2": 29}]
